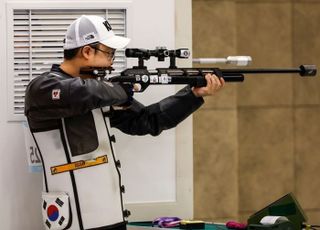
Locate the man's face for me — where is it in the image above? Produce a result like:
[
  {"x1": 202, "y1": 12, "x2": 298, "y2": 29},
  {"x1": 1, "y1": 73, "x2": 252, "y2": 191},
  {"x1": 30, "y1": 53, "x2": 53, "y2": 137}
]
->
[{"x1": 83, "y1": 43, "x2": 115, "y2": 68}]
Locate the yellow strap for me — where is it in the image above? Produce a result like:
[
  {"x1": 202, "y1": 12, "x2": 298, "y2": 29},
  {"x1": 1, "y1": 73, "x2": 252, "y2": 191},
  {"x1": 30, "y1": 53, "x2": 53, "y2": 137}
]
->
[{"x1": 51, "y1": 155, "x2": 108, "y2": 175}]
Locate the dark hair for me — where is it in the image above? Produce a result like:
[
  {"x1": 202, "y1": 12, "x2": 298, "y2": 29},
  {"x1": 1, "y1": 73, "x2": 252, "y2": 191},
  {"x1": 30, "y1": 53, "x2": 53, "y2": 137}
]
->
[
  {"x1": 64, "y1": 47, "x2": 81, "y2": 60},
  {"x1": 63, "y1": 42, "x2": 100, "y2": 60}
]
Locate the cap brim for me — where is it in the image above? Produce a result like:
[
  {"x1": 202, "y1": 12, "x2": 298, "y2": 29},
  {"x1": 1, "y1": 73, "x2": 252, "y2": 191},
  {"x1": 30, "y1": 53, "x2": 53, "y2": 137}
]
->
[{"x1": 100, "y1": 35, "x2": 130, "y2": 49}]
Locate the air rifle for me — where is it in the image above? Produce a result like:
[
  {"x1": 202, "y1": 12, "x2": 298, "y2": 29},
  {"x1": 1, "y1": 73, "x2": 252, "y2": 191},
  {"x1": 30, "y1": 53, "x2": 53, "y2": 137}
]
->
[{"x1": 81, "y1": 47, "x2": 317, "y2": 92}]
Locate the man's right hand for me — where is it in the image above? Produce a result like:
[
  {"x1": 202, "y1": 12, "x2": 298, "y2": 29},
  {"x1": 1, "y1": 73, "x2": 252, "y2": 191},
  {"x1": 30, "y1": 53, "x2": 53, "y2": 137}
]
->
[{"x1": 119, "y1": 83, "x2": 134, "y2": 98}]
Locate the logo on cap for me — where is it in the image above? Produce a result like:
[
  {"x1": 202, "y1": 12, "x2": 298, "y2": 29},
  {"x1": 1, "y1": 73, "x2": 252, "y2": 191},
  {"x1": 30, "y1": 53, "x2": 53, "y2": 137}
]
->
[
  {"x1": 83, "y1": 32, "x2": 96, "y2": 42},
  {"x1": 103, "y1": 20, "x2": 112, "y2": 31}
]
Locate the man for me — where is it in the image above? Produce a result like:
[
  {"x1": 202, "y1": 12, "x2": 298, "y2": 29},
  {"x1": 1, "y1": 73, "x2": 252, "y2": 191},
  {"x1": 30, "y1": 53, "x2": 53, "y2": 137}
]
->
[{"x1": 24, "y1": 15, "x2": 224, "y2": 230}]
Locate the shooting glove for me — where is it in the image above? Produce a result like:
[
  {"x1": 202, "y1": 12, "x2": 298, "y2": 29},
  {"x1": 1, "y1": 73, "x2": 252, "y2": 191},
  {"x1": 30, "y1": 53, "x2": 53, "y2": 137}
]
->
[{"x1": 119, "y1": 83, "x2": 134, "y2": 107}]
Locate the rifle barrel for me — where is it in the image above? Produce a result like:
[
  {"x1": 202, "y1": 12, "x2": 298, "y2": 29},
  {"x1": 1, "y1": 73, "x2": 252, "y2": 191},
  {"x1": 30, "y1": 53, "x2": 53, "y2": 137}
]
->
[{"x1": 221, "y1": 65, "x2": 317, "y2": 77}]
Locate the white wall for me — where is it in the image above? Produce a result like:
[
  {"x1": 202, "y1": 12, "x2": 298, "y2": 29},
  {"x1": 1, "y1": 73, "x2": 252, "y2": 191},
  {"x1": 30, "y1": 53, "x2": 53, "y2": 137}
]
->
[{"x1": 0, "y1": 0, "x2": 192, "y2": 229}]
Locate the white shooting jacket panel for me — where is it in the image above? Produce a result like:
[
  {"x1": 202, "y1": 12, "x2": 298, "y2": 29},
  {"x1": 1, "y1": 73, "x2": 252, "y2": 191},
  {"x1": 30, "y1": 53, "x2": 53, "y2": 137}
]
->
[{"x1": 33, "y1": 108, "x2": 124, "y2": 230}]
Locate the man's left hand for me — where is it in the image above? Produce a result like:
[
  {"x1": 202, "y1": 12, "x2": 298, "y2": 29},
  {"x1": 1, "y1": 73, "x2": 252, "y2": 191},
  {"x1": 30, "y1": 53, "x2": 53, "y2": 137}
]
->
[{"x1": 192, "y1": 73, "x2": 225, "y2": 97}]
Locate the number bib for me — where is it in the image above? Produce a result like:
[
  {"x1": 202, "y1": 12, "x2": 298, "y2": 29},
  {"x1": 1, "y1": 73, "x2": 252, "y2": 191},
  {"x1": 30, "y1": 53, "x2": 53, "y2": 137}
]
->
[{"x1": 22, "y1": 121, "x2": 43, "y2": 172}]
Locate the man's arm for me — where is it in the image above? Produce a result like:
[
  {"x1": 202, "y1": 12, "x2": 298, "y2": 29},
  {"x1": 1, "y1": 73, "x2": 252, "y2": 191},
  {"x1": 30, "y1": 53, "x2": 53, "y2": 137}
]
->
[
  {"x1": 109, "y1": 73, "x2": 225, "y2": 136},
  {"x1": 109, "y1": 86, "x2": 204, "y2": 136},
  {"x1": 25, "y1": 73, "x2": 129, "y2": 120}
]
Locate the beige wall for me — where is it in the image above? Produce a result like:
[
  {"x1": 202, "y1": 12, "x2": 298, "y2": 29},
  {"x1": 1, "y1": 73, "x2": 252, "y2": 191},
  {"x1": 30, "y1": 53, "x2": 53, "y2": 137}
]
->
[{"x1": 192, "y1": 0, "x2": 320, "y2": 224}]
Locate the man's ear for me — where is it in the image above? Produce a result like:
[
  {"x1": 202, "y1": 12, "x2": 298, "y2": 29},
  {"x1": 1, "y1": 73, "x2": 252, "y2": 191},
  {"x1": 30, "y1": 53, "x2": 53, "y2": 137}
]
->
[{"x1": 81, "y1": 46, "x2": 93, "y2": 60}]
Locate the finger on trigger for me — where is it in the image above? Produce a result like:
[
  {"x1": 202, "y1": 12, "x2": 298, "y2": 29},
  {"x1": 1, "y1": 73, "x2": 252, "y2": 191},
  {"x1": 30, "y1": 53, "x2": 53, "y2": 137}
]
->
[{"x1": 133, "y1": 83, "x2": 141, "y2": 92}]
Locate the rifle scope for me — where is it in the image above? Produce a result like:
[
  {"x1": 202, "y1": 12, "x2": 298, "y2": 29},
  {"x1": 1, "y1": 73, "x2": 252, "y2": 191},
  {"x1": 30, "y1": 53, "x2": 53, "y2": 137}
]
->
[
  {"x1": 125, "y1": 47, "x2": 168, "y2": 61},
  {"x1": 125, "y1": 47, "x2": 190, "y2": 61}
]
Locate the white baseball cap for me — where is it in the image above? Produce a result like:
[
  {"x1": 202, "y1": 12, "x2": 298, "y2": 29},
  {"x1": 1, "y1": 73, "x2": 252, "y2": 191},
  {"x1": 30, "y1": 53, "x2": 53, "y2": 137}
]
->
[{"x1": 64, "y1": 15, "x2": 130, "y2": 50}]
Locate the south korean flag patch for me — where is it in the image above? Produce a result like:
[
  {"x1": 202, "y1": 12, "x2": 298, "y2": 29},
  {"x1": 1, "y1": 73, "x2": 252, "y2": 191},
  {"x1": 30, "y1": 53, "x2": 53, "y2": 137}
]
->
[{"x1": 42, "y1": 192, "x2": 70, "y2": 230}]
